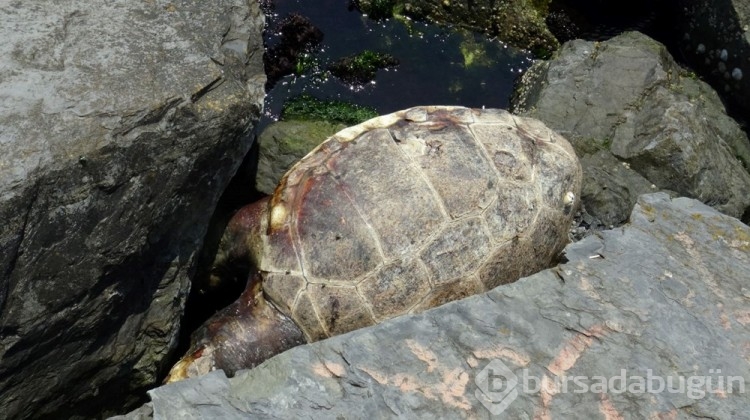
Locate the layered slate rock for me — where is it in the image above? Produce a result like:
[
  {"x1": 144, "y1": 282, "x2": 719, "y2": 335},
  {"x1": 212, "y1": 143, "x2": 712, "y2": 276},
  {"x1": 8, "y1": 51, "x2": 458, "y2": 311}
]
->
[
  {"x1": 0, "y1": 1, "x2": 265, "y2": 418},
  {"x1": 512, "y1": 31, "x2": 750, "y2": 226},
  {"x1": 120, "y1": 192, "x2": 750, "y2": 419}
]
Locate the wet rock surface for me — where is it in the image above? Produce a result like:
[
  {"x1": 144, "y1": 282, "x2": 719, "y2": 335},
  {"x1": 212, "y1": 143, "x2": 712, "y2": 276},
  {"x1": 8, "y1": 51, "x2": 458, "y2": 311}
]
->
[
  {"x1": 674, "y1": 0, "x2": 750, "y2": 117},
  {"x1": 116, "y1": 192, "x2": 750, "y2": 419},
  {"x1": 355, "y1": 0, "x2": 559, "y2": 55},
  {"x1": 512, "y1": 31, "x2": 750, "y2": 226},
  {"x1": 0, "y1": 1, "x2": 265, "y2": 418}
]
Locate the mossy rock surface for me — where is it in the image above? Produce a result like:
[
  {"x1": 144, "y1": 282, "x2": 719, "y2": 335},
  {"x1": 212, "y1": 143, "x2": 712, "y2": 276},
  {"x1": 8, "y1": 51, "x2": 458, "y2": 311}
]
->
[
  {"x1": 256, "y1": 120, "x2": 346, "y2": 194},
  {"x1": 258, "y1": 95, "x2": 380, "y2": 194},
  {"x1": 355, "y1": 0, "x2": 558, "y2": 55},
  {"x1": 328, "y1": 51, "x2": 399, "y2": 85}
]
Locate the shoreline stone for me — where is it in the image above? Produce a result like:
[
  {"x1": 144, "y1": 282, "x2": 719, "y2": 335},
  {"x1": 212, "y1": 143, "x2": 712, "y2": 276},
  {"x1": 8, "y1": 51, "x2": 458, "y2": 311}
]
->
[
  {"x1": 114, "y1": 192, "x2": 750, "y2": 419},
  {"x1": 0, "y1": 1, "x2": 266, "y2": 418},
  {"x1": 512, "y1": 31, "x2": 750, "y2": 226}
]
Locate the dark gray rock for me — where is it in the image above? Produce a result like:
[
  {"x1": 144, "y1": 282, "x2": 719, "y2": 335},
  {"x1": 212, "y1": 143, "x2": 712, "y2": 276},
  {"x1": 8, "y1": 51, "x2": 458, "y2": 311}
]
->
[
  {"x1": 255, "y1": 120, "x2": 345, "y2": 194},
  {"x1": 0, "y1": 1, "x2": 265, "y2": 418},
  {"x1": 110, "y1": 404, "x2": 154, "y2": 420},
  {"x1": 674, "y1": 0, "x2": 750, "y2": 116},
  {"x1": 121, "y1": 192, "x2": 750, "y2": 419},
  {"x1": 579, "y1": 151, "x2": 659, "y2": 227},
  {"x1": 513, "y1": 31, "x2": 750, "y2": 224}
]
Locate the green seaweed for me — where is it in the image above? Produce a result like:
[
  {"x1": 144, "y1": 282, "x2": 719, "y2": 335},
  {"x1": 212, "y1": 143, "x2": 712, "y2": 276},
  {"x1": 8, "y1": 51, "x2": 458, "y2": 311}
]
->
[
  {"x1": 459, "y1": 34, "x2": 495, "y2": 68},
  {"x1": 294, "y1": 52, "x2": 319, "y2": 75},
  {"x1": 328, "y1": 50, "x2": 399, "y2": 85},
  {"x1": 529, "y1": 0, "x2": 551, "y2": 15},
  {"x1": 281, "y1": 94, "x2": 379, "y2": 125}
]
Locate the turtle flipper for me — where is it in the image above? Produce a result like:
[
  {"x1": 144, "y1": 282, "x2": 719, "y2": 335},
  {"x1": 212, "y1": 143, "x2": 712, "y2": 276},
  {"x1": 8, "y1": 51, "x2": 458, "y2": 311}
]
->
[{"x1": 165, "y1": 271, "x2": 305, "y2": 383}]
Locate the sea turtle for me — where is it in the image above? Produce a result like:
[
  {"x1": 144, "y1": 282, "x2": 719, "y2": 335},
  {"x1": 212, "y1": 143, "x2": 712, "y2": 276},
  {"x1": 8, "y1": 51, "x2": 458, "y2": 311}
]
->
[{"x1": 166, "y1": 106, "x2": 581, "y2": 382}]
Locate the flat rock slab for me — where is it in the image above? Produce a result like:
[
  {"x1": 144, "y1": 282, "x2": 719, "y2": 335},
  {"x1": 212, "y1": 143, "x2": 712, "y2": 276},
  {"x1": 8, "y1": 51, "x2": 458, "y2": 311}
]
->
[{"x1": 133, "y1": 192, "x2": 750, "y2": 419}]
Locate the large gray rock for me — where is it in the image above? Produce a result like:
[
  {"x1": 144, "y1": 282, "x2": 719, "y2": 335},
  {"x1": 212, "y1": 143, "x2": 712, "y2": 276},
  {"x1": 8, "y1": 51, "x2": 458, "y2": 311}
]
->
[
  {"x1": 512, "y1": 31, "x2": 750, "y2": 226},
  {"x1": 674, "y1": 0, "x2": 750, "y2": 116},
  {"x1": 0, "y1": 1, "x2": 265, "y2": 418},
  {"x1": 118, "y1": 192, "x2": 750, "y2": 419}
]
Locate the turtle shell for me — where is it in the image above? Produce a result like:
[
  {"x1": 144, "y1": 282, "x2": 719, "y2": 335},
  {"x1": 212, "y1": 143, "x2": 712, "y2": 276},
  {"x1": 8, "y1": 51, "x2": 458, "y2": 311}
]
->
[{"x1": 257, "y1": 106, "x2": 581, "y2": 341}]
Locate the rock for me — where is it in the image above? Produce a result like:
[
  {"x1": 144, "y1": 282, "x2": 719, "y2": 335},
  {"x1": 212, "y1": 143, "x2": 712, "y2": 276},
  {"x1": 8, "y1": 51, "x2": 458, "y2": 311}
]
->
[
  {"x1": 328, "y1": 51, "x2": 400, "y2": 86},
  {"x1": 354, "y1": 0, "x2": 559, "y2": 55},
  {"x1": 0, "y1": 1, "x2": 265, "y2": 418},
  {"x1": 579, "y1": 151, "x2": 658, "y2": 227},
  {"x1": 673, "y1": 0, "x2": 750, "y2": 116},
  {"x1": 110, "y1": 404, "x2": 154, "y2": 420},
  {"x1": 116, "y1": 192, "x2": 750, "y2": 419},
  {"x1": 512, "y1": 31, "x2": 750, "y2": 223},
  {"x1": 255, "y1": 120, "x2": 345, "y2": 195},
  {"x1": 263, "y1": 13, "x2": 324, "y2": 88}
]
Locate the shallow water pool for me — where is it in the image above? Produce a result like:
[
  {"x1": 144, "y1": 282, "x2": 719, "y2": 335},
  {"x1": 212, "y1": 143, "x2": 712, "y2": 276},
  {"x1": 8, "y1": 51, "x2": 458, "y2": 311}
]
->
[{"x1": 261, "y1": 0, "x2": 534, "y2": 125}]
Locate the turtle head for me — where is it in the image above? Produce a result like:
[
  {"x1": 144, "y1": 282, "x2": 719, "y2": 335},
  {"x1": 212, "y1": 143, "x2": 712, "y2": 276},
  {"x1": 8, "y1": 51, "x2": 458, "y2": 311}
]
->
[
  {"x1": 165, "y1": 271, "x2": 306, "y2": 383},
  {"x1": 208, "y1": 197, "x2": 270, "y2": 290}
]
